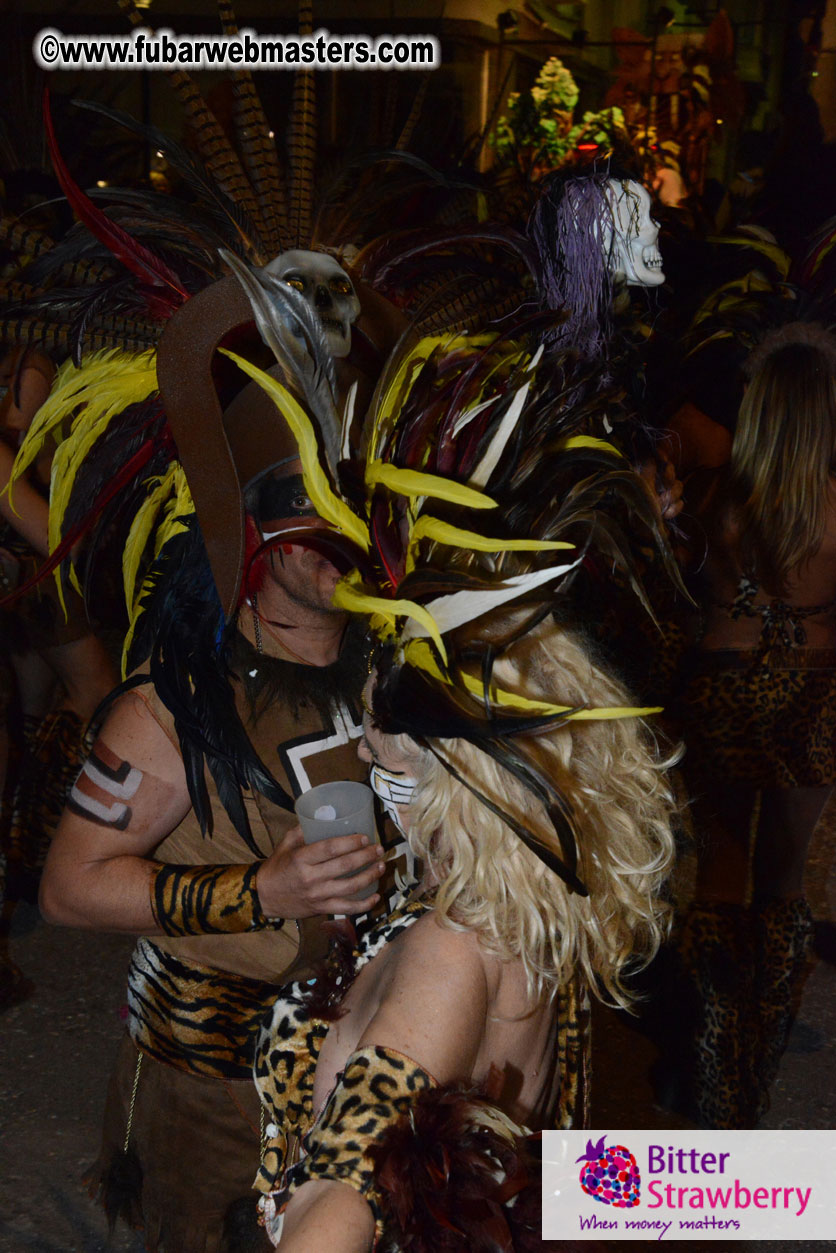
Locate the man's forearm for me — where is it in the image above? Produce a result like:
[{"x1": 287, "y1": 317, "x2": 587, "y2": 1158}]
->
[
  {"x1": 150, "y1": 861, "x2": 282, "y2": 935},
  {"x1": 40, "y1": 848, "x2": 280, "y2": 936},
  {"x1": 40, "y1": 847, "x2": 161, "y2": 933}
]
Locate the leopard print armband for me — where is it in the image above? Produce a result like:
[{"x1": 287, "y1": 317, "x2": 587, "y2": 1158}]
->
[
  {"x1": 285, "y1": 1045, "x2": 434, "y2": 1225},
  {"x1": 150, "y1": 862, "x2": 284, "y2": 937}
]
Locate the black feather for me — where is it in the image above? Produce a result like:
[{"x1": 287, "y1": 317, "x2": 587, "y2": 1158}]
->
[
  {"x1": 222, "y1": 1196, "x2": 273, "y2": 1253},
  {"x1": 98, "y1": 1145, "x2": 143, "y2": 1233}
]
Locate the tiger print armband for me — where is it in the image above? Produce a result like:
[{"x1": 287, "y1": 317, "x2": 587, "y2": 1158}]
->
[{"x1": 150, "y1": 862, "x2": 284, "y2": 937}]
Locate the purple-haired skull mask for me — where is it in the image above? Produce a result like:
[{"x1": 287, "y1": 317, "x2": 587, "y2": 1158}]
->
[
  {"x1": 602, "y1": 180, "x2": 664, "y2": 287},
  {"x1": 263, "y1": 249, "x2": 360, "y2": 357}
]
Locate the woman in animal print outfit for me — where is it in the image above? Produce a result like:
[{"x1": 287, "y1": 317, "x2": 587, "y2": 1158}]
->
[
  {"x1": 672, "y1": 323, "x2": 836, "y2": 1127},
  {"x1": 250, "y1": 615, "x2": 677, "y2": 1252}
]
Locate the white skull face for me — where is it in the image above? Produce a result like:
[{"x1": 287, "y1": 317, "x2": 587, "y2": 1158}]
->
[
  {"x1": 263, "y1": 249, "x2": 360, "y2": 357},
  {"x1": 602, "y1": 179, "x2": 664, "y2": 287}
]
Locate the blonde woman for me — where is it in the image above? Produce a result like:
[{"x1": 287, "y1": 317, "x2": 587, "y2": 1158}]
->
[
  {"x1": 250, "y1": 618, "x2": 676, "y2": 1253},
  {"x1": 674, "y1": 323, "x2": 836, "y2": 1126}
]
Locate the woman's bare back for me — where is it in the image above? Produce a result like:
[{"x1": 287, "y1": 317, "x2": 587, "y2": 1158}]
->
[{"x1": 699, "y1": 478, "x2": 836, "y2": 651}]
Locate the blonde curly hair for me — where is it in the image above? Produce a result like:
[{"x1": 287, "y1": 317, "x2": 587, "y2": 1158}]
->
[{"x1": 370, "y1": 620, "x2": 678, "y2": 1008}]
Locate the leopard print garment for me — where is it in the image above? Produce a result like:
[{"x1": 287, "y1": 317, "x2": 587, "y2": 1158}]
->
[
  {"x1": 252, "y1": 893, "x2": 590, "y2": 1246},
  {"x1": 677, "y1": 646, "x2": 836, "y2": 788},
  {"x1": 256, "y1": 1044, "x2": 437, "y2": 1247},
  {"x1": 252, "y1": 893, "x2": 433, "y2": 1190},
  {"x1": 7, "y1": 707, "x2": 90, "y2": 885}
]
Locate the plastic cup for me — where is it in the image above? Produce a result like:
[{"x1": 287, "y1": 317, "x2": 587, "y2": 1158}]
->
[{"x1": 294, "y1": 781, "x2": 378, "y2": 901}]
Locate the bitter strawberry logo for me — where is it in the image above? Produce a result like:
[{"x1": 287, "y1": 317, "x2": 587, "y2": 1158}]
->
[{"x1": 577, "y1": 1135, "x2": 641, "y2": 1207}]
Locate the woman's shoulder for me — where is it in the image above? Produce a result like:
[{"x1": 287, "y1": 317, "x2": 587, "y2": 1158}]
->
[
  {"x1": 353, "y1": 908, "x2": 492, "y2": 1084},
  {"x1": 396, "y1": 906, "x2": 485, "y2": 965},
  {"x1": 389, "y1": 907, "x2": 511, "y2": 1004}
]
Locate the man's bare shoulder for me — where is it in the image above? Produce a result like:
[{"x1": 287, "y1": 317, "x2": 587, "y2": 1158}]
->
[
  {"x1": 101, "y1": 685, "x2": 183, "y2": 768},
  {"x1": 82, "y1": 686, "x2": 186, "y2": 791}
]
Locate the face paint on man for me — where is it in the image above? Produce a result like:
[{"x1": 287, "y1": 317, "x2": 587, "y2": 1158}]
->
[
  {"x1": 254, "y1": 474, "x2": 317, "y2": 537},
  {"x1": 249, "y1": 467, "x2": 344, "y2": 617},
  {"x1": 66, "y1": 734, "x2": 182, "y2": 833}
]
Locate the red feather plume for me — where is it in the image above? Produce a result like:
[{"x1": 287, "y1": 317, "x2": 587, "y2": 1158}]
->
[
  {"x1": 368, "y1": 1082, "x2": 543, "y2": 1253},
  {"x1": 43, "y1": 89, "x2": 188, "y2": 320}
]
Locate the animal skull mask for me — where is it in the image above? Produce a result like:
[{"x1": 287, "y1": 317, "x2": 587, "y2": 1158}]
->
[
  {"x1": 263, "y1": 249, "x2": 361, "y2": 357},
  {"x1": 602, "y1": 180, "x2": 664, "y2": 287}
]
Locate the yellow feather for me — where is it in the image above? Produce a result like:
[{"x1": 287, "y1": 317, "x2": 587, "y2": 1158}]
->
[
  {"x1": 8, "y1": 349, "x2": 155, "y2": 615},
  {"x1": 121, "y1": 606, "x2": 141, "y2": 677},
  {"x1": 121, "y1": 467, "x2": 193, "y2": 675},
  {"x1": 42, "y1": 349, "x2": 159, "y2": 616},
  {"x1": 332, "y1": 580, "x2": 447, "y2": 663},
  {"x1": 148, "y1": 468, "x2": 192, "y2": 573},
  {"x1": 405, "y1": 639, "x2": 661, "y2": 720},
  {"x1": 404, "y1": 516, "x2": 574, "y2": 575},
  {"x1": 122, "y1": 465, "x2": 180, "y2": 611},
  {"x1": 219, "y1": 349, "x2": 369, "y2": 551},
  {"x1": 561, "y1": 435, "x2": 625, "y2": 458},
  {"x1": 368, "y1": 332, "x2": 498, "y2": 463},
  {"x1": 366, "y1": 460, "x2": 497, "y2": 510},
  {"x1": 368, "y1": 343, "x2": 437, "y2": 464},
  {"x1": 14, "y1": 349, "x2": 156, "y2": 491}
]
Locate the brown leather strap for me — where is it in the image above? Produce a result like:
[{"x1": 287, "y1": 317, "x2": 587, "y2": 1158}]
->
[{"x1": 156, "y1": 277, "x2": 296, "y2": 618}]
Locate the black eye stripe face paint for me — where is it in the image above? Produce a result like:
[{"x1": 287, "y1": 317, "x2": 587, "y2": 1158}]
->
[{"x1": 255, "y1": 473, "x2": 316, "y2": 521}]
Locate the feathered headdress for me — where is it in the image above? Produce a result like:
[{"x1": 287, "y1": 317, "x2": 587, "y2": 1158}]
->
[
  {"x1": 0, "y1": 2, "x2": 535, "y2": 850},
  {"x1": 684, "y1": 222, "x2": 836, "y2": 381},
  {"x1": 219, "y1": 263, "x2": 676, "y2": 893},
  {"x1": 3, "y1": 5, "x2": 674, "y2": 869},
  {"x1": 0, "y1": 0, "x2": 531, "y2": 366}
]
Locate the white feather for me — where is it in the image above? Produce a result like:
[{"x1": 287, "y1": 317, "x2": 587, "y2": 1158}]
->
[
  {"x1": 468, "y1": 380, "x2": 531, "y2": 488},
  {"x1": 341, "y1": 381, "x2": 358, "y2": 462},
  {"x1": 526, "y1": 342, "x2": 545, "y2": 372},
  {"x1": 451, "y1": 395, "x2": 497, "y2": 440},
  {"x1": 400, "y1": 558, "x2": 580, "y2": 640}
]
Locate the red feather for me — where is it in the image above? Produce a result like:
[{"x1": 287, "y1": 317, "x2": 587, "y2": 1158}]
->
[
  {"x1": 370, "y1": 496, "x2": 403, "y2": 592},
  {"x1": 368, "y1": 1082, "x2": 543, "y2": 1252},
  {"x1": 43, "y1": 89, "x2": 188, "y2": 319}
]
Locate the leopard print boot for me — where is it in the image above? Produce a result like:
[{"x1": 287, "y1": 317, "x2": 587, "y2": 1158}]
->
[
  {"x1": 750, "y1": 896, "x2": 814, "y2": 1120},
  {"x1": 677, "y1": 902, "x2": 759, "y2": 1128}
]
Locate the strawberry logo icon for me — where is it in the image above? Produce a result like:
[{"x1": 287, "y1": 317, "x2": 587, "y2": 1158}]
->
[{"x1": 576, "y1": 1135, "x2": 641, "y2": 1207}]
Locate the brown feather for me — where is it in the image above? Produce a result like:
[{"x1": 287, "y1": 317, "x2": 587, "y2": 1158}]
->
[
  {"x1": 0, "y1": 217, "x2": 55, "y2": 260},
  {"x1": 170, "y1": 71, "x2": 264, "y2": 239},
  {"x1": 0, "y1": 317, "x2": 68, "y2": 352},
  {"x1": 56, "y1": 257, "x2": 116, "y2": 285},
  {"x1": 215, "y1": 0, "x2": 288, "y2": 254},
  {"x1": 369, "y1": 1082, "x2": 541, "y2": 1253},
  {"x1": 287, "y1": 1, "x2": 316, "y2": 247},
  {"x1": 115, "y1": 0, "x2": 265, "y2": 246},
  {"x1": 395, "y1": 76, "x2": 429, "y2": 152}
]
